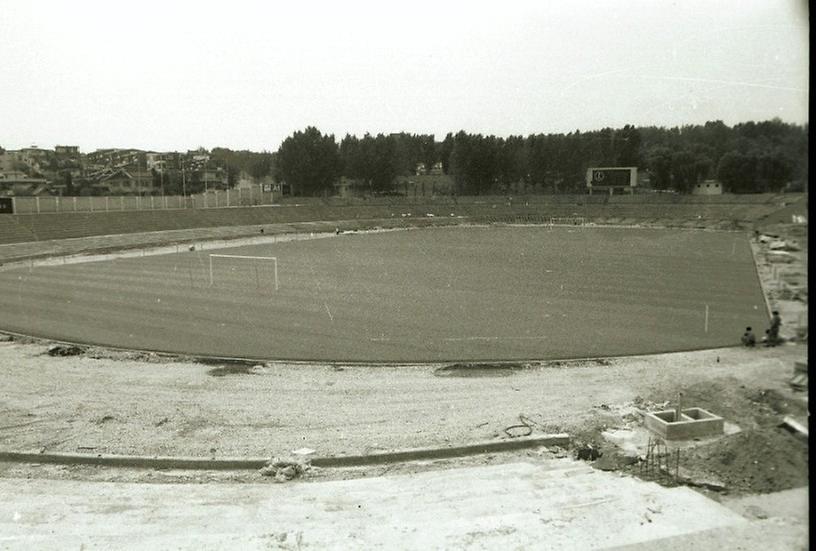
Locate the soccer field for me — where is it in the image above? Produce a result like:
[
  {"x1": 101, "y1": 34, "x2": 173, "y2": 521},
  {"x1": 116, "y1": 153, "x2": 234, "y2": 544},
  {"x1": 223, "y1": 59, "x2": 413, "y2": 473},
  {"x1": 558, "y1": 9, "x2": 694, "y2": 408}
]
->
[{"x1": 0, "y1": 226, "x2": 769, "y2": 362}]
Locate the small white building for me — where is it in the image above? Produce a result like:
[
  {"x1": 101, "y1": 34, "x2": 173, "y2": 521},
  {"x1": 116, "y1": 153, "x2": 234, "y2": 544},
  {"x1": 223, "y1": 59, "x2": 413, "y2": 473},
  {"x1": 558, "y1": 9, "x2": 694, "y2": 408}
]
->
[{"x1": 692, "y1": 180, "x2": 723, "y2": 195}]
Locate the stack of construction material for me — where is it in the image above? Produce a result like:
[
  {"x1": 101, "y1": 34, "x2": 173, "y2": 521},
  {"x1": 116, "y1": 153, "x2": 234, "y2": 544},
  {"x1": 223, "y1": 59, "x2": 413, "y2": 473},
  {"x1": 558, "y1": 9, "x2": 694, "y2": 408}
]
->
[{"x1": 789, "y1": 360, "x2": 808, "y2": 390}]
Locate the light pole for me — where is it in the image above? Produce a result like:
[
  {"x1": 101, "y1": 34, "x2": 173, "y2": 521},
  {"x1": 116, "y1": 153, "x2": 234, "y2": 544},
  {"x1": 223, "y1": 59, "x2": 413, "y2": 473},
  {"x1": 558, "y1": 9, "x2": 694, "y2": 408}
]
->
[
  {"x1": 204, "y1": 162, "x2": 208, "y2": 208},
  {"x1": 181, "y1": 163, "x2": 187, "y2": 207}
]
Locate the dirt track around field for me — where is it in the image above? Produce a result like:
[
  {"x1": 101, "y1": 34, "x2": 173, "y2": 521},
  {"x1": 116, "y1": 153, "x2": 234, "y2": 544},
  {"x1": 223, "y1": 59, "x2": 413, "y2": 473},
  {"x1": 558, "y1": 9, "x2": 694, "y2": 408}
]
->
[{"x1": 0, "y1": 338, "x2": 804, "y2": 460}]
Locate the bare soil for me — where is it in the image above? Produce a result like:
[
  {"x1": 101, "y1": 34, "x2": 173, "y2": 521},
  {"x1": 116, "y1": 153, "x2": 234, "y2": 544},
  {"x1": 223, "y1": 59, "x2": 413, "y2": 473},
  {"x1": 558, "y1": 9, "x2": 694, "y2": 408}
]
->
[{"x1": 0, "y1": 337, "x2": 806, "y2": 491}]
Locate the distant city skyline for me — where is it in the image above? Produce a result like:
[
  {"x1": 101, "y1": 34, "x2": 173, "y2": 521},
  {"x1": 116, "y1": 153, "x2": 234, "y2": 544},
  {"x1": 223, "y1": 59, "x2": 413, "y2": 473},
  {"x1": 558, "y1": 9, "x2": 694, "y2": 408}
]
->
[{"x1": 0, "y1": 0, "x2": 808, "y2": 152}]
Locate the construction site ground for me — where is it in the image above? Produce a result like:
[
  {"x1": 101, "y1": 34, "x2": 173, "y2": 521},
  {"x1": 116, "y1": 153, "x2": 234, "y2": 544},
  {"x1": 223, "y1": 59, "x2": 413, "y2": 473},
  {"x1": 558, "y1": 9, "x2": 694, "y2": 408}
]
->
[
  {"x1": 0, "y1": 337, "x2": 808, "y2": 490},
  {"x1": 1, "y1": 461, "x2": 807, "y2": 550}
]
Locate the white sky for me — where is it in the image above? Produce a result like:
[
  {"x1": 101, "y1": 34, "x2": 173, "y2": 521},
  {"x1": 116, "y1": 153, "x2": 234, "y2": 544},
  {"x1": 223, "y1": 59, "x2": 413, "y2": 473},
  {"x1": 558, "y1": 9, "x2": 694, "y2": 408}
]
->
[{"x1": 0, "y1": 0, "x2": 809, "y2": 152}]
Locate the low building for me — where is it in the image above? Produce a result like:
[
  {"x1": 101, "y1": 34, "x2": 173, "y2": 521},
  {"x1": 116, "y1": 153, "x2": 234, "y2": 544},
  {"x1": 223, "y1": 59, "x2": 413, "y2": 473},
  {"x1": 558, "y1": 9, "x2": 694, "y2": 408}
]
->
[
  {"x1": 394, "y1": 173, "x2": 455, "y2": 196},
  {"x1": 414, "y1": 162, "x2": 444, "y2": 177},
  {"x1": 79, "y1": 169, "x2": 154, "y2": 195},
  {"x1": 86, "y1": 149, "x2": 146, "y2": 169},
  {"x1": 20, "y1": 146, "x2": 50, "y2": 164},
  {"x1": 428, "y1": 162, "x2": 445, "y2": 176},
  {"x1": 0, "y1": 171, "x2": 50, "y2": 196},
  {"x1": 692, "y1": 180, "x2": 723, "y2": 195},
  {"x1": 146, "y1": 151, "x2": 181, "y2": 171},
  {"x1": 55, "y1": 145, "x2": 80, "y2": 157},
  {"x1": 334, "y1": 177, "x2": 364, "y2": 198}
]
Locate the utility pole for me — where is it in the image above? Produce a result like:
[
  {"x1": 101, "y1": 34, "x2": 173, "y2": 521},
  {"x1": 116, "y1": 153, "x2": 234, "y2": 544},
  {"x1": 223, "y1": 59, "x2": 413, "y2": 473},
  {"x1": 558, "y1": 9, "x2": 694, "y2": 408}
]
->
[{"x1": 204, "y1": 159, "x2": 209, "y2": 208}]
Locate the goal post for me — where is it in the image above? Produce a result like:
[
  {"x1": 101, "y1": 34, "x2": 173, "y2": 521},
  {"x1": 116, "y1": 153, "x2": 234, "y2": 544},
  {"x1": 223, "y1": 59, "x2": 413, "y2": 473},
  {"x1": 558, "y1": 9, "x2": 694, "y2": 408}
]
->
[{"x1": 208, "y1": 254, "x2": 279, "y2": 291}]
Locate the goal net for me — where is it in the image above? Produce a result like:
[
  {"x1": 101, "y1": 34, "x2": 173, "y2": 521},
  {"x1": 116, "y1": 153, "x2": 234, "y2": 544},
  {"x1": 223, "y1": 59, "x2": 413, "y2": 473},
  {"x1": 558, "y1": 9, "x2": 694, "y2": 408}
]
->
[{"x1": 208, "y1": 254, "x2": 279, "y2": 291}]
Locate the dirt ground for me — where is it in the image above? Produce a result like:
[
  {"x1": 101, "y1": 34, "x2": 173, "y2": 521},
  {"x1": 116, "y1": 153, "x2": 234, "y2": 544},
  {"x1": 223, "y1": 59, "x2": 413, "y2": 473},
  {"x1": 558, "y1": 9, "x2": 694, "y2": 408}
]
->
[{"x1": 0, "y1": 338, "x2": 807, "y2": 493}]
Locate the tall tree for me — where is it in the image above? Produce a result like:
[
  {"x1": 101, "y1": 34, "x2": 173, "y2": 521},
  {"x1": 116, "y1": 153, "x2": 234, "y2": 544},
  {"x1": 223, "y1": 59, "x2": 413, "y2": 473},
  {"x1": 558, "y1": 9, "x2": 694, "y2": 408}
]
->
[
  {"x1": 717, "y1": 151, "x2": 755, "y2": 193},
  {"x1": 645, "y1": 146, "x2": 672, "y2": 190},
  {"x1": 276, "y1": 127, "x2": 341, "y2": 195},
  {"x1": 616, "y1": 125, "x2": 642, "y2": 166},
  {"x1": 670, "y1": 151, "x2": 698, "y2": 193}
]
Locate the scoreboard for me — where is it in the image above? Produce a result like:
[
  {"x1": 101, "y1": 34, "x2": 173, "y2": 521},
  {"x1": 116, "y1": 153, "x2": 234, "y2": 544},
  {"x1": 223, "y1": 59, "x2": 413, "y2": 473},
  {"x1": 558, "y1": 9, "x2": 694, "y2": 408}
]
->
[
  {"x1": 586, "y1": 167, "x2": 637, "y2": 192},
  {"x1": 0, "y1": 197, "x2": 13, "y2": 214}
]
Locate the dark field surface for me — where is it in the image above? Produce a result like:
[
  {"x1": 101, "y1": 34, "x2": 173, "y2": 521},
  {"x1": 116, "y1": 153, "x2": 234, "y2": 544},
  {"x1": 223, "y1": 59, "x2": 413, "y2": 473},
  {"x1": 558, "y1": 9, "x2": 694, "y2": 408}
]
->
[{"x1": 0, "y1": 227, "x2": 769, "y2": 362}]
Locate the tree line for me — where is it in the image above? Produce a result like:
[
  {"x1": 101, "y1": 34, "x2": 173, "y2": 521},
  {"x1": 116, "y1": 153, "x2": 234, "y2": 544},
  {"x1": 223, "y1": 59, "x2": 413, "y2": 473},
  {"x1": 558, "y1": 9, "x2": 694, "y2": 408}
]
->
[{"x1": 275, "y1": 119, "x2": 807, "y2": 195}]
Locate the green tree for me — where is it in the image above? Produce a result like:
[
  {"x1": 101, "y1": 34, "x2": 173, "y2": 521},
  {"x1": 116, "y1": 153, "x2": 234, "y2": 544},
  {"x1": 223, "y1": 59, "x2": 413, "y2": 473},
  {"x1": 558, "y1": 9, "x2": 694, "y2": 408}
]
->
[
  {"x1": 756, "y1": 149, "x2": 794, "y2": 192},
  {"x1": 419, "y1": 134, "x2": 437, "y2": 172},
  {"x1": 276, "y1": 127, "x2": 341, "y2": 196},
  {"x1": 526, "y1": 134, "x2": 548, "y2": 189},
  {"x1": 670, "y1": 151, "x2": 698, "y2": 193},
  {"x1": 616, "y1": 125, "x2": 642, "y2": 166},
  {"x1": 717, "y1": 151, "x2": 756, "y2": 193},
  {"x1": 645, "y1": 146, "x2": 672, "y2": 190},
  {"x1": 439, "y1": 133, "x2": 455, "y2": 174}
]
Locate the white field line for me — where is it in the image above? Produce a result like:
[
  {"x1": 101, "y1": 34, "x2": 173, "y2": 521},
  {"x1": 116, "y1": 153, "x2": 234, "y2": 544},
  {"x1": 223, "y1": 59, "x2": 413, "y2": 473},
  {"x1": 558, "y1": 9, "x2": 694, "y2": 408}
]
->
[
  {"x1": 209, "y1": 254, "x2": 277, "y2": 260},
  {"x1": 442, "y1": 336, "x2": 549, "y2": 342},
  {"x1": 0, "y1": 231, "x2": 338, "y2": 271},
  {"x1": 368, "y1": 336, "x2": 550, "y2": 343},
  {"x1": 324, "y1": 303, "x2": 334, "y2": 322}
]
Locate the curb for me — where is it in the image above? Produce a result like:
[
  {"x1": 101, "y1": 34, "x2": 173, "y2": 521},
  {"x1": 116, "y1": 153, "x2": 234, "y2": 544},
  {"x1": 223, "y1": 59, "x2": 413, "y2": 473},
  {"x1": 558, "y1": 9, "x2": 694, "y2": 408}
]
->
[
  {"x1": 0, "y1": 434, "x2": 569, "y2": 471},
  {"x1": 0, "y1": 451, "x2": 267, "y2": 470},
  {"x1": 311, "y1": 434, "x2": 570, "y2": 467},
  {"x1": 748, "y1": 240, "x2": 775, "y2": 318},
  {"x1": 0, "y1": 327, "x2": 740, "y2": 367}
]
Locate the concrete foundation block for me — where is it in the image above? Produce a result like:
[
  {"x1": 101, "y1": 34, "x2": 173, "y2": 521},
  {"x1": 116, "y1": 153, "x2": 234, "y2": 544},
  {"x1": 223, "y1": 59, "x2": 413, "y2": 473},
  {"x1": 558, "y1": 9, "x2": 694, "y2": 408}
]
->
[{"x1": 644, "y1": 408, "x2": 724, "y2": 440}]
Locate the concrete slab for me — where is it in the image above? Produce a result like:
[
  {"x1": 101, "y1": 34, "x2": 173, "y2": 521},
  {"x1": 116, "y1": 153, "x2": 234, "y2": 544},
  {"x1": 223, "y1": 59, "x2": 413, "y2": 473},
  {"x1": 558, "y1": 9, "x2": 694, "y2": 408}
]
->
[
  {"x1": 610, "y1": 487, "x2": 809, "y2": 551},
  {"x1": 722, "y1": 487, "x2": 809, "y2": 521},
  {"x1": 606, "y1": 518, "x2": 808, "y2": 551},
  {"x1": 0, "y1": 459, "x2": 747, "y2": 550}
]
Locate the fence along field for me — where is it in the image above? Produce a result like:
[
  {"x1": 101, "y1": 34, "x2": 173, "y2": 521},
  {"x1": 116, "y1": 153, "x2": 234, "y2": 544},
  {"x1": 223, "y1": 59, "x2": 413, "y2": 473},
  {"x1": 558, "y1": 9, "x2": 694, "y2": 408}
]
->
[
  {"x1": 9, "y1": 184, "x2": 274, "y2": 214},
  {"x1": 0, "y1": 226, "x2": 769, "y2": 362}
]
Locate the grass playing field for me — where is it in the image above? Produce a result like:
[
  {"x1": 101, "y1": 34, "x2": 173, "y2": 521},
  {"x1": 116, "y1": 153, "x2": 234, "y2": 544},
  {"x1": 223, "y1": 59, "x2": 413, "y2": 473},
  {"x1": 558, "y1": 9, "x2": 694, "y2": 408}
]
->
[{"x1": 0, "y1": 226, "x2": 770, "y2": 362}]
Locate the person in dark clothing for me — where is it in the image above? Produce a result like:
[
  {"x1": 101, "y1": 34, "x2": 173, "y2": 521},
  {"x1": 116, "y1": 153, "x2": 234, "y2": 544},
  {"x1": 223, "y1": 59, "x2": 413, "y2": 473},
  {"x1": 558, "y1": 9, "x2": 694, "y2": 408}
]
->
[
  {"x1": 770, "y1": 310, "x2": 782, "y2": 334},
  {"x1": 767, "y1": 311, "x2": 782, "y2": 346},
  {"x1": 741, "y1": 327, "x2": 756, "y2": 347}
]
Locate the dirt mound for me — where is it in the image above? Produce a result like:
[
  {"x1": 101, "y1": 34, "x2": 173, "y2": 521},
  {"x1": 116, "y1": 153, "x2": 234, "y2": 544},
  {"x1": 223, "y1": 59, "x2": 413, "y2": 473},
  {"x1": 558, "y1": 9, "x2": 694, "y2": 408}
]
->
[
  {"x1": 746, "y1": 388, "x2": 808, "y2": 417},
  {"x1": 645, "y1": 379, "x2": 808, "y2": 430},
  {"x1": 206, "y1": 364, "x2": 260, "y2": 377},
  {"x1": 681, "y1": 427, "x2": 808, "y2": 494},
  {"x1": 46, "y1": 344, "x2": 84, "y2": 356}
]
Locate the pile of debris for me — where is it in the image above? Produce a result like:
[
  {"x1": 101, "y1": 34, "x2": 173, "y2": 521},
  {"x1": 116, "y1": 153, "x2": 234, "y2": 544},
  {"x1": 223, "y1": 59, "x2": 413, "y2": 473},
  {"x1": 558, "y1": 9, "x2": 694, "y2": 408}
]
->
[
  {"x1": 46, "y1": 344, "x2": 84, "y2": 356},
  {"x1": 259, "y1": 456, "x2": 311, "y2": 482}
]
